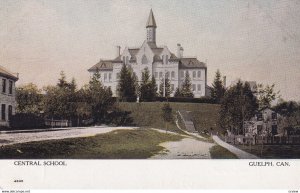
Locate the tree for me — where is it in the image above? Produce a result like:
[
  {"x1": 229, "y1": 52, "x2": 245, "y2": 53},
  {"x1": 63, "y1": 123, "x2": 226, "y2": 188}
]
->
[
  {"x1": 180, "y1": 72, "x2": 194, "y2": 98},
  {"x1": 139, "y1": 68, "x2": 157, "y2": 101},
  {"x1": 43, "y1": 73, "x2": 78, "y2": 120},
  {"x1": 174, "y1": 87, "x2": 182, "y2": 98},
  {"x1": 16, "y1": 83, "x2": 43, "y2": 114},
  {"x1": 117, "y1": 64, "x2": 137, "y2": 101},
  {"x1": 211, "y1": 70, "x2": 226, "y2": 103},
  {"x1": 219, "y1": 80, "x2": 258, "y2": 135},
  {"x1": 80, "y1": 70, "x2": 114, "y2": 123},
  {"x1": 257, "y1": 83, "x2": 280, "y2": 109},
  {"x1": 274, "y1": 100, "x2": 300, "y2": 131},
  {"x1": 159, "y1": 77, "x2": 171, "y2": 97},
  {"x1": 162, "y1": 103, "x2": 173, "y2": 133}
]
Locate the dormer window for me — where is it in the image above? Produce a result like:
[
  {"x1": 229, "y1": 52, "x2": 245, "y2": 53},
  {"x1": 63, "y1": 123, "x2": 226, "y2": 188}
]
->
[
  {"x1": 165, "y1": 55, "x2": 169, "y2": 64},
  {"x1": 142, "y1": 55, "x2": 148, "y2": 64}
]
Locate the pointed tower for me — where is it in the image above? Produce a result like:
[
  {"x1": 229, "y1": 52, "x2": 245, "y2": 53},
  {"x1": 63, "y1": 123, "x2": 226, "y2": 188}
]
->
[{"x1": 146, "y1": 9, "x2": 157, "y2": 45}]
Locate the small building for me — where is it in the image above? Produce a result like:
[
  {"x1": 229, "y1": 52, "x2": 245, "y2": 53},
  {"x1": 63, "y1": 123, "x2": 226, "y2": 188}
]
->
[
  {"x1": 0, "y1": 65, "x2": 18, "y2": 127},
  {"x1": 244, "y1": 108, "x2": 279, "y2": 137}
]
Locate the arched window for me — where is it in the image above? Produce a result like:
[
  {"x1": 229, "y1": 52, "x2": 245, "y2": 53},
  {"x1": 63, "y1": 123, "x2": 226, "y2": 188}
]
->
[
  {"x1": 171, "y1": 71, "x2": 175, "y2": 79},
  {"x1": 193, "y1": 71, "x2": 196, "y2": 78},
  {"x1": 142, "y1": 55, "x2": 148, "y2": 64},
  {"x1": 166, "y1": 71, "x2": 169, "y2": 78}
]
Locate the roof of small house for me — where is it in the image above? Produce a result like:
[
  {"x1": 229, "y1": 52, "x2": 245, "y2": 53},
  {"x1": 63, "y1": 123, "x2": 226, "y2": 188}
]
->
[
  {"x1": 88, "y1": 60, "x2": 113, "y2": 71},
  {"x1": 178, "y1": 58, "x2": 207, "y2": 69},
  {"x1": 0, "y1": 65, "x2": 18, "y2": 81}
]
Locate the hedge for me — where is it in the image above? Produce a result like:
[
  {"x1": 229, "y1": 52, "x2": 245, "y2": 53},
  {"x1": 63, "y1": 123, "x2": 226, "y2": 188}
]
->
[{"x1": 10, "y1": 113, "x2": 45, "y2": 129}]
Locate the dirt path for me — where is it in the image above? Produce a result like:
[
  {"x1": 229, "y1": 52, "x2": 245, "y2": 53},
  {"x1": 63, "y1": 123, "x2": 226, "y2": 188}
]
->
[
  {"x1": 212, "y1": 135, "x2": 259, "y2": 159},
  {"x1": 150, "y1": 137, "x2": 214, "y2": 159},
  {"x1": 0, "y1": 126, "x2": 135, "y2": 146}
]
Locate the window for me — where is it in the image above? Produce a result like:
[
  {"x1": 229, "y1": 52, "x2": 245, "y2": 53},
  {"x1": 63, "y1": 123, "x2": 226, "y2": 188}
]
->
[
  {"x1": 166, "y1": 71, "x2": 169, "y2": 79},
  {"x1": 192, "y1": 84, "x2": 196, "y2": 91},
  {"x1": 2, "y1": 79, "x2": 6, "y2": 93},
  {"x1": 180, "y1": 71, "x2": 184, "y2": 78},
  {"x1": 272, "y1": 113, "x2": 277, "y2": 120},
  {"x1": 171, "y1": 84, "x2": 174, "y2": 91},
  {"x1": 1, "y1": 104, "x2": 5, "y2": 121},
  {"x1": 271, "y1": 125, "x2": 278, "y2": 135},
  {"x1": 8, "y1": 105, "x2": 12, "y2": 120},
  {"x1": 9, "y1": 80, "x2": 13, "y2": 95},
  {"x1": 165, "y1": 55, "x2": 169, "y2": 64},
  {"x1": 142, "y1": 55, "x2": 148, "y2": 64},
  {"x1": 185, "y1": 71, "x2": 189, "y2": 77},
  {"x1": 257, "y1": 125, "x2": 263, "y2": 135},
  {"x1": 171, "y1": 71, "x2": 175, "y2": 79},
  {"x1": 197, "y1": 71, "x2": 201, "y2": 78},
  {"x1": 155, "y1": 72, "x2": 158, "y2": 78},
  {"x1": 109, "y1": 73, "x2": 112, "y2": 82},
  {"x1": 104, "y1": 73, "x2": 107, "y2": 82},
  {"x1": 193, "y1": 71, "x2": 196, "y2": 78},
  {"x1": 159, "y1": 72, "x2": 162, "y2": 78},
  {"x1": 257, "y1": 113, "x2": 263, "y2": 121},
  {"x1": 197, "y1": 84, "x2": 201, "y2": 91},
  {"x1": 162, "y1": 55, "x2": 165, "y2": 64}
]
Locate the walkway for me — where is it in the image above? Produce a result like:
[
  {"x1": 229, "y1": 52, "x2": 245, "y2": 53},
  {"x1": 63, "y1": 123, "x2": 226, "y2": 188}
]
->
[
  {"x1": 212, "y1": 135, "x2": 259, "y2": 159},
  {"x1": 150, "y1": 137, "x2": 214, "y2": 159},
  {"x1": 177, "y1": 110, "x2": 197, "y2": 133},
  {"x1": 0, "y1": 126, "x2": 135, "y2": 146}
]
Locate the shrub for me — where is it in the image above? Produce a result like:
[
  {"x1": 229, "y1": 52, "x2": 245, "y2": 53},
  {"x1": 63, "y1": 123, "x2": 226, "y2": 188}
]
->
[{"x1": 10, "y1": 113, "x2": 45, "y2": 129}]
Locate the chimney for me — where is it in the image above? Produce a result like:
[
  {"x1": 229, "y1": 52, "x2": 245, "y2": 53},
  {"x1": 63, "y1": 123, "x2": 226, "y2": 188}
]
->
[
  {"x1": 177, "y1": 44, "x2": 183, "y2": 58},
  {"x1": 180, "y1": 47, "x2": 184, "y2": 58},
  {"x1": 223, "y1": 76, "x2": 226, "y2": 88},
  {"x1": 116, "y1": 46, "x2": 121, "y2": 58}
]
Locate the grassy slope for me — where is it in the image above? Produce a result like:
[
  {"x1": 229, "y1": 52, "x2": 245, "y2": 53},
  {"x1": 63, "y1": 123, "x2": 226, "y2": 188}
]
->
[
  {"x1": 0, "y1": 129, "x2": 183, "y2": 159},
  {"x1": 116, "y1": 102, "x2": 220, "y2": 134},
  {"x1": 209, "y1": 145, "x2": 238, "y2": 159}
]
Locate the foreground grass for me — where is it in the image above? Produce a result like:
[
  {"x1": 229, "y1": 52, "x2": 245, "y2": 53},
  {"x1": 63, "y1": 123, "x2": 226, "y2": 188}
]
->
[
  {"x1": 117, "y1": 102, "x2": 220, "y2": 134},
  {"x1": 236, "y1": 144, "x2": 300, "y2": 159},
  {"x1": 209, "y1": 145, "x2": 238, "y2": 159},
  {"x1": 0, "y1": 129, "x2": 183, "y2": 159}
]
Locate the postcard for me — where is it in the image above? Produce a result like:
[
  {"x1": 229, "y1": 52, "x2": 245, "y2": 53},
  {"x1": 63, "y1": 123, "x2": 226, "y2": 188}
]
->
[{"x1": 0, "y1": 0, "x2": 299, "y2": 191}]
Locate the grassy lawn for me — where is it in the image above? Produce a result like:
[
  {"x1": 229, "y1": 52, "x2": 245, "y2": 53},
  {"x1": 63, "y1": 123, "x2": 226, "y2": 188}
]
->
[
  {"x1": 236, "y1": 144, "x2": 300, "y2": 159},
  {"x1": 209, "y1": 145, "x2": 238, "y2": 159},
  {"x1": 116, "y1": 102, "x2": 220, "y2": 134},
  {"x1": 0, "y1": 129, "x2": 183, "y2": 159}
]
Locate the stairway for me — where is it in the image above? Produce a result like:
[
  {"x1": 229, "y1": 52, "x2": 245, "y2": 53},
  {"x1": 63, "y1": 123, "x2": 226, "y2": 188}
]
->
[{"x1": 177, "y1": 110, "x2": 197, "y2": 133}]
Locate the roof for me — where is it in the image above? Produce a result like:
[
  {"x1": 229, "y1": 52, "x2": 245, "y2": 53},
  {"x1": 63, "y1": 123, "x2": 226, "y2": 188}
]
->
[
  {"x1": 0, "y1": 65, "x2": 18, "y2": 81},
  {"x1": 178, "y1": 58, "x2": 207, "y2": 69},
  {"x1": 88, "y1": 60, "x2": 113, "y2": 71},
  {"x1": 146, "y1": 9, "x2": 157, "y2": 28}
]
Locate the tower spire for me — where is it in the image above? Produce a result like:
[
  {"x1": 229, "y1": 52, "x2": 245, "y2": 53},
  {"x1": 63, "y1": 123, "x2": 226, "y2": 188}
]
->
[
  {"x1": 146, "y1": 9, "x2": 157, "y2": 44},
  {"x1": 146, "y1": 9, "x2": 157, "y2": 28}
]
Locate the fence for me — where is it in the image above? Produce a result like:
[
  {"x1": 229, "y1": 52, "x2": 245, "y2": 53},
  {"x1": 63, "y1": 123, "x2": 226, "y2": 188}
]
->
[
  {"x1": 225, "y1": 135, "x2": 300, "y2": 145},
  {"x1": 45, "y1": 119, "x2": 72, "y2": 128}
]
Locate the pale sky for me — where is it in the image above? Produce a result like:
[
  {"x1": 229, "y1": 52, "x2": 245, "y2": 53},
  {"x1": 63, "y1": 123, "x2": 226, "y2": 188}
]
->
[{"x1": 1, "y1": 0, "x2": 299, "y2": 101}]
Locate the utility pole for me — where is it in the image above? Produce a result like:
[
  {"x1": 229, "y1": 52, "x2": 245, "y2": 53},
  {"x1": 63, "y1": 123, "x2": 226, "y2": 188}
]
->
[{"x1": 163, "y1": 61, "x2": 166, "y2": 97}]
